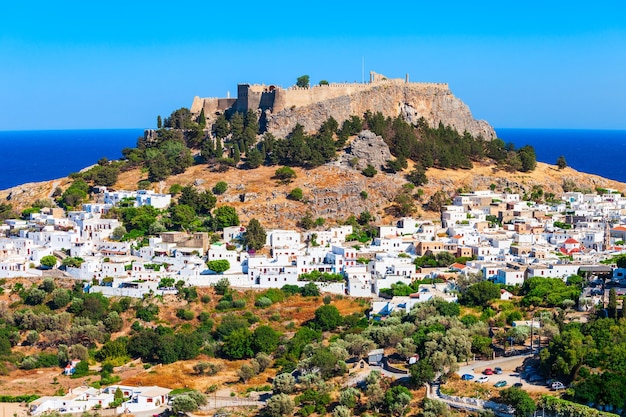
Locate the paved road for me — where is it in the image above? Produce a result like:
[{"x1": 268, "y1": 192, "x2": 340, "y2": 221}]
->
[{"x1": 344, "y1": 364, "x2": 409, "y2": 387}]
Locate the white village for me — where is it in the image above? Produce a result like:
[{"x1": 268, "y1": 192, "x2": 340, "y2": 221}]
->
[{"x1": 2, "y1": 186, "x2": 626, "y2": 415}]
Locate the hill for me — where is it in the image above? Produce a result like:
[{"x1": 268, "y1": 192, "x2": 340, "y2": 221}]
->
[{"x1": 2, "y1": 158, "x2": 625, "y2": 229}]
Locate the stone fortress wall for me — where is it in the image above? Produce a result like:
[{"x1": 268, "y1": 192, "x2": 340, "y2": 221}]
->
[{"x1": 190, "y1": 71, "x2": 494, "y2": 140}]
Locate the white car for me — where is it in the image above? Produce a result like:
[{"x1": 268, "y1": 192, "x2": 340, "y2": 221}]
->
[
  {"x1": 552, "y1": 381, "x2": 566, "y2": 390},
  {"x1": 477, "y1": 376, "x2": 490, "y2": 383}
]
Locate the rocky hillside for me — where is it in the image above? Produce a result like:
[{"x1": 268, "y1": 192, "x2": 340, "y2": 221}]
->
[
  {"x1": 266, "y1": 83, "x2": 496, "y2": 140},
  {"x1": 2, "y1": 151, "x2": 625, "y2": 229}
]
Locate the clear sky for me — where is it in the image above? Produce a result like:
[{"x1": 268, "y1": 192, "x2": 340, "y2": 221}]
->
[{"x1": 1, "y1": 1, "x2": 625, "y2": 131}]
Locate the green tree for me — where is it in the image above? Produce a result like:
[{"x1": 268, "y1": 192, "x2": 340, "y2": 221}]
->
[
  {"x1": 517, "y1": 145, "x2": 537, "y2": 172},
  {"x1": 556, "y1": 155, "x2": 567, "y2": 170},
  {"x1": 385, "y1": 386, "x2": 412, "y2": 417},
  {"x1": 206, "y1": 259, "x2": 230, "y2": 274},
  {"x1": 314, "y1": 304, "x2": 342, "y2": 331},
  {"x1": 243, "y1": 218, "x2": 266, "y2": 250},
  {"x1": 318, "y1": 80, "x2": 329, "y2": 86},
  {"x1": 157, "y1": 115, "x2": 162, "y2": 129},
  {"x1": 212, "y1": 205, "x2": 239, "y2": 230},
  {"x1": 460, "y1": 280, "x2": 501, "y2": 307},
  {"x1": 406, "y1": 166, "x2": 428, "y2": 186},
  {"x1": 51, "y1": 288, "x2": 71, "y2": 309},
  {"x1": 274, "y1": 166, "x2": 297, "y2": 184},
  {"x1": 252, "y1": 325, "x2": 280, "y2": 354},
  {"x1": 608, "y1": 288, "x2": 618, "y2": 319},
  {"x1": 265, "y1": 393, "x2": 295, "y2": 417},
  {"x1": 212, "y1": 277, "x2": 230, "y2": 295},
  {"x1": 245, "y1": 147, "x2": 263, "y2": 169},
  {"x1": 301, "y1": 282, "x2": 320, "y2": 296},
  {"x1": 172, "y1": 395, "x2": 200, "y2": 413},
  {"x1": 361, "y1": 164, "x2": 377, "y2": 177},
  {"x1": 212, "y1": 181, "x2": 228, "y2": 195},
  {"x1": 288, "y1": 188, "x2": 303, "y2": 201},
  {"x1": 230, "y1": 112, "x2": 244, "y2": 142},
  {"x1": 40, "y1": 255, "x2": 57, "y2": 269},
  {"x1": 222, "y1": 328, "x2": 254, "y2": 359},
  {"x1": 170, "y1": 204, "x2": 197, "y2": 231},
  {"x1": 197, "y1": 108, "x2": 206, "y2": 128},
  {"x1": 213, "y1": 114, "x2": 230, "y2": 139},
  {"x1": 409, "y1": 358, "x2": 435, "y2": 386},
  {"x1": 296, "y1": 75, "x2": 310, "y2": 88},
  {"x1": 272, "y1": 373, "x2": 296, "y2": 394},
  {"x1": 499, "y1": 387, "x2": 536, "y2": 417}
]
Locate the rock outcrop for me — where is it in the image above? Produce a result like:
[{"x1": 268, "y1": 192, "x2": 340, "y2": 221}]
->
[
  {"x1": 342, "y1": 130, "x2": 392, "y2": 170},
  {"x1": 265, "y1": 82, "x2": 495, "y2": 140}
]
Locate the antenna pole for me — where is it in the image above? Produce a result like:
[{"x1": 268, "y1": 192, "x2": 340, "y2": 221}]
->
[{"x1": 362, "y1": 57, "x2": 364, "y2": 83}]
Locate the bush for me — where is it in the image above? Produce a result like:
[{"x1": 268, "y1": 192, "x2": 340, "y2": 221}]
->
[
  {"x1": 176, "y1": 309, "x2": 195, "y2": 320},
  {"x1": 288, "y1": 188, "x2": 304, "y2": 201},
  {"x1": 274, "y1": 166, "x2": 297, "y2": 184},
  {"x1": 361, "y1": 165, "x2": 377, "y2": 177},
  {"x1": 216, "y1": 300, "x2": 233, "y2": 311},
  {"x1": 212, "y1": 181, "x2": 228, "y2": 195},
  {"x1": 255, "y1": 297, "x2": 273, "y2": 308}
]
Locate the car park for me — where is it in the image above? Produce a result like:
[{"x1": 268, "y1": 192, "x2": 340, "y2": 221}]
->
[
  {"x1": 494, "y1": 380, "x2": 507, "y2": 388},
  {"x1": 461, "y1": 374, "x2": 475, "y2": 381},
  {"x1": 477, "y1": 376, "x2": 489, "y2": 383},
  {"x1": 483, "y1": 368, "x2": 494, "y2": 375},
  {"x1": 494, "y1": 367, "x2": 503, "y2": 374}
]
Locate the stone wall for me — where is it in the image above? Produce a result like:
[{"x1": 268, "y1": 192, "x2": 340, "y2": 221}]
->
[{"x1": 190, "y1": 72, "x2": 495, "y2": 140}]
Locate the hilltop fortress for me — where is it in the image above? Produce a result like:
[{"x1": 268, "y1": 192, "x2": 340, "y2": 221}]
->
[{"x1": 190, "y1": 71, "x2": 496, "y2": 140}]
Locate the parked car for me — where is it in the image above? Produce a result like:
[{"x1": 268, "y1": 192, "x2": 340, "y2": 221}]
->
[
  {"x1": 552, "y1": 381, "x2": 566, "y2": 390},
  {"x1": 461, "y1": 374, "x2": 475, "y2": 381},
  {"x1": 494, "y1": 380, "x2": 507, "y2": 388},
  {"x1": 477, "y1": 376, "x2": 490, "y2": 383},
  {"x1": 513, "y1": 382, "x2": 523, "y2": 388},
  {"x1": 494, "y1": 367, "x2": 503, "y2": 374},
  {"x1": 483, "y1": 368, "x2": 494, "y2": 375}
]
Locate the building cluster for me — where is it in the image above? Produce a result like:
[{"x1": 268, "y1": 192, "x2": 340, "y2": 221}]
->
[
  {"x1": 29, "y1": 385, "x2": 170, "y2": 415},
  {"x1": 2, "y1": 188, "x2": 626, "y2": 311}
]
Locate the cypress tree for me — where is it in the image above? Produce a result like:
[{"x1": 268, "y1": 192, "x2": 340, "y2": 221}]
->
[
  {"x1": 198, "y1": 108, "x2": 206, "y2": 128},
  {"x1": 609, "y1": 288, "x2": 618, "y2": 319},
  {"x1": 233, "y1": 143, "x2": 240, "y2": 163},
  {"x1": 157, "y1": 115, "x2": 162, "y2": 129}
]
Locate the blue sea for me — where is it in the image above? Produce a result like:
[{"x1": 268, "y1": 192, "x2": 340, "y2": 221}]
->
[
  {"x1": 0, "y1": 129, "x2": 144, "y2": 190},
  {"x1": 0, "y1": 128, "x2": 625, "y2": 191},
  {"x1": 496, "y1": 129, "x2": 626, "y2": 183}
]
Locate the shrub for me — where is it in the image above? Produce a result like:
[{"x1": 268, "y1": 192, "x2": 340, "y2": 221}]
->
[
  {"x1": 274, "y1": 166, "x2": 297, "y2": 184},
  {"x1": 176, "y1": 309, "x2": 195, "y2": 320},
  {"x1": 212, "y1": 181, "x2": 228, "y2": 195},
  {"x1": 361, "y1": 165, "x2": 377, "y2": 177},
  {"x1": 255, "y1": 297, "x2": 273, "y2": 308},
  {"x1": 288, "y1": 188, "x2": 304, "y2": 201}
]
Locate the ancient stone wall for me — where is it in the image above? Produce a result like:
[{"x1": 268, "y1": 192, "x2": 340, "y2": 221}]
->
[{"x1": 189, "y1": 72, "x2": 494, "y2": 140}]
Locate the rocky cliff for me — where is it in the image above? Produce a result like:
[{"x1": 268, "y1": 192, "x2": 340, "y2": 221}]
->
[{"x1": 265, "y1": 82, "x2": 495, "y2": 140}]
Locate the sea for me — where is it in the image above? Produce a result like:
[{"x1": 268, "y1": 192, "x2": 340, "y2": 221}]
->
[
  {"x1": 496, "y1": 128, "x2": 626, "y2": 183},
  {"x1": 0, "y1": 128, "x2": 625, "y2": 191},
  {"x1": 0, "y1": 129, "x2": 144, "y2": 190}
]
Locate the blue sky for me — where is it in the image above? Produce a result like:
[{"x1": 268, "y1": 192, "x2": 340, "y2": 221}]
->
[{"x1": 1, "y1": 1, "x2": 625, "y2": 130}]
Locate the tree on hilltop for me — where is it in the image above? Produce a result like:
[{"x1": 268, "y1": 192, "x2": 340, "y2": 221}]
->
[
  {"x1": 296, "y1": 75, "x2": 310, "y2": 88},
  {"x1": 556, "y1": 155, "x2": 567, "y2": 170}
]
